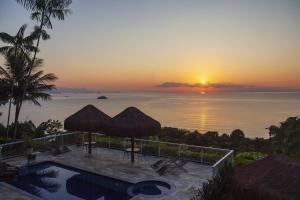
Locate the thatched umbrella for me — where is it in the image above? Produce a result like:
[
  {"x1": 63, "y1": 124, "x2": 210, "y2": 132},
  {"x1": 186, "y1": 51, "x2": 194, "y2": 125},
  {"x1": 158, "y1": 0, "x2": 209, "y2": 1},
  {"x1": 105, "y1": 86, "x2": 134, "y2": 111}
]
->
[
  {"x1": 108, "y1": 107, "x2": 161, "y2": 163},
  {"x1": 64, "y1": 105, "x2": 111, "y2": 154}
]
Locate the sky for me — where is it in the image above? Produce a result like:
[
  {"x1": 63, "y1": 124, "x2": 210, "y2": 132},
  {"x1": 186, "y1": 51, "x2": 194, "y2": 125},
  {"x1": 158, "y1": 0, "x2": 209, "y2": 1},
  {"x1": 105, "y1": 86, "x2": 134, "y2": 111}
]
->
[{"x1": 1, "y1": 0, "x2": 300, "y2": 92}]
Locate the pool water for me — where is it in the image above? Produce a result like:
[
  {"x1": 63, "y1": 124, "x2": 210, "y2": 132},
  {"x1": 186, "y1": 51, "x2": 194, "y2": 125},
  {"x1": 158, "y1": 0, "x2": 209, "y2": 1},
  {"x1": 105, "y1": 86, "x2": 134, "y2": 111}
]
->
[
  {"x1": 127, "y1": 181, "x2": 171, "y2": 196},
  {"x1": 10, "y1": 161, "x2": 172, "y2": 200}
]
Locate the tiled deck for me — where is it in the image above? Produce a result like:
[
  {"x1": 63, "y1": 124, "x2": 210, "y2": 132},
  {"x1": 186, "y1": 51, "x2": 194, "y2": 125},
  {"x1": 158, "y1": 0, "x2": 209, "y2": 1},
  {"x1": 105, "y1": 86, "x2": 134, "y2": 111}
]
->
[{"x1": 3, "y1": 146, "x2": 212, "y2": 200}]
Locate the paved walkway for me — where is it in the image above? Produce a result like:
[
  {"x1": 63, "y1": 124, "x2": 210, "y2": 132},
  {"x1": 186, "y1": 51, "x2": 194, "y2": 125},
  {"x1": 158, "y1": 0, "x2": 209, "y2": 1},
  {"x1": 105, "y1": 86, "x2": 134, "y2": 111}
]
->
[{"x1": 4, "y1": 146, "x2": 212, "y2": 200}]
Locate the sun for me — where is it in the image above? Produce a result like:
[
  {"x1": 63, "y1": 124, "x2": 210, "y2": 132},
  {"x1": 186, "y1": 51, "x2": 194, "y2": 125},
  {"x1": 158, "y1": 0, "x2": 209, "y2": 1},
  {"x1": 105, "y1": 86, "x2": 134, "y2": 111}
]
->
[{"x1": 200, "y1": 79, "x2": 206, "y2": 85}]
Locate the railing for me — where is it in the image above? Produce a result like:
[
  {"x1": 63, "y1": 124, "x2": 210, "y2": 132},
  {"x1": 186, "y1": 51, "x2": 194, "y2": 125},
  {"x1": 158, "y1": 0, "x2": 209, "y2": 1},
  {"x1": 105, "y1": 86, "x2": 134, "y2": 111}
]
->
[
  {"x1": 212, "y1": 149, "x2": 234, "y2": 177},
  {"x1": 0, "y1": 132, "x2": 78, "y2": 159},
  {"x1": 0, "y1": 132, "x2": 233, "y2": 176}
]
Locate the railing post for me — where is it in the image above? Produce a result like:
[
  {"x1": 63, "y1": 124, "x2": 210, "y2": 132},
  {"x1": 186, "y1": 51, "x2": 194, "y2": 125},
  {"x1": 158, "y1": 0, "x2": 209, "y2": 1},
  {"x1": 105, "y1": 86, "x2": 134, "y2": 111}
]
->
[
  {"x1": 178, "y1": 144, "x2": 181, "y2": 160},
  {"x1": 61, "y1": 134, "x2": 64, "y2": 146},
  {"x1": 212, "y1": 166, "x2": 216, "y2": 177},
  {"x1": 0, "y1": 145, "x2": 3, "y2": 162},
  {"x1": 158, "y1": 142, "x2": 161, "y2": 157},
  {"x1": 123, "y1": 138, "x2": 126, "y2": 149},
  {"x1": 108, "y1": 136, "x2": 111, "y2": 149},
  {"x1": 201, "y1": 148, "x2": 203, "y2": 164}
]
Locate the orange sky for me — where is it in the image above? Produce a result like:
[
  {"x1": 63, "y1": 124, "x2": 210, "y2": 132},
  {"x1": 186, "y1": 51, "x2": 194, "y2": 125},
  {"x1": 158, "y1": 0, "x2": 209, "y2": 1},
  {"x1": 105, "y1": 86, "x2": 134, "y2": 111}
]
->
[{"x1": 1, "y1": 0, "x2": 300, "y2": 92}]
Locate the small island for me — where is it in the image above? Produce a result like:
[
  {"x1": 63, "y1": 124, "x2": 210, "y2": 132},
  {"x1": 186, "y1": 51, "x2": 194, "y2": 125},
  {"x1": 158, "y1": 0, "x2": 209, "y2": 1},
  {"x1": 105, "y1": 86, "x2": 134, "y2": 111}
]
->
[{"x1": 97, "y1": 96, "x2": 108, "y2": 100}]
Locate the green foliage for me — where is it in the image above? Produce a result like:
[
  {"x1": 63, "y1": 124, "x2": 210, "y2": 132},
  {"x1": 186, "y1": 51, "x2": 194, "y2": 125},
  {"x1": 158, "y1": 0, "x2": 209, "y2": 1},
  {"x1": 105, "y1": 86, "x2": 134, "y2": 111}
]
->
[
  {"x1": 159, "y1": 127, "x2": 272, "y2": 154},
  {"x1": 0, "y1": 24, "x2": 38, "y2": 56},
  {"x1": 192, "y1": 163, "x2": 234, "y2": 200},
  {"x1": 8, "y1": 120, "x2": 35, "y2": 139},
  {"x1": 24, "y1": 135, "x2": 34, "y2": 148},
  {"x1": 234, "y1": 151, "x2": 266, "y2": 165},
  {"x1": 0, "y1": 53, "x2": 58, "y2": 107},
  {"x1": 35, "y1": 119, "x2": 62, "y2": 137},
  {"x1": 268, "y1": 117, "x2": 300, "y2": 158},
  {"x1": 2, "y1": 119, "x2": 62, "y2": 139}
]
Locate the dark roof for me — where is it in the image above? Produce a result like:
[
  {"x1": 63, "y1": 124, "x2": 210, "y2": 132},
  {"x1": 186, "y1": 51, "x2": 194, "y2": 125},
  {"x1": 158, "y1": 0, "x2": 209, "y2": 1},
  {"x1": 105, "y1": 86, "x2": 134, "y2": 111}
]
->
[
  {"x1": 64, "y1": 105, "x2": 111, "y2": 132},
  {"x1": 107, "y1": 107, "x2": 161, "y2": 137},
  {"x1": 233, "y1": 155, "x2": 300, "y2": 200}
]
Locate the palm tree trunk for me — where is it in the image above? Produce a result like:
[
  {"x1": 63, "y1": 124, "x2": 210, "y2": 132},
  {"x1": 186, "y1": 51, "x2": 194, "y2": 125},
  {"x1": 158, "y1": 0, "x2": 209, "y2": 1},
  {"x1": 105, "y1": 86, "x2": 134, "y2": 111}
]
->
[
  {"x1": 13, "y1": 102, "x2": 21, "y2": 139},
  {"x1": 6, "y1": 97, "x2": 13, "y2": 139},
  {"x1": 6, "y1": 48, "x2": 18, "y2": 139}
]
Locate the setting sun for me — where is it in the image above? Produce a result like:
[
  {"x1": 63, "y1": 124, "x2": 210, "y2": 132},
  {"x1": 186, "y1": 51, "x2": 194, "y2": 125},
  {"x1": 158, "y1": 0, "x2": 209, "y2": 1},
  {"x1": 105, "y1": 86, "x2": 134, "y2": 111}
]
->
[{"x1": 200, "y1": 80, "x2": 206, "y2": 85}]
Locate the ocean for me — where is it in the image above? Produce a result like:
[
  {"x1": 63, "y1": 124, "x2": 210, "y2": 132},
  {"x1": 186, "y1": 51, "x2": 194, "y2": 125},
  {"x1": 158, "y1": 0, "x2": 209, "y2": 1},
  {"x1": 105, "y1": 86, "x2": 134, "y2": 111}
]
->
[{"x1": 1, "y1": 92, "x2": 300, "y2": 138}]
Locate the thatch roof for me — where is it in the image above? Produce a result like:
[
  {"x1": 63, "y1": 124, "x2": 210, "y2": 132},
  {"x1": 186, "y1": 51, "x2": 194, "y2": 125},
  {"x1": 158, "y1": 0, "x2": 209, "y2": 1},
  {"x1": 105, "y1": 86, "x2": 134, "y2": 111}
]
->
[
  {"x1": 64, "y1": 105, "x2": 111, "y2": 132},
  {"x1": 107, "y1": 107, "x2": 161, "y2": 137},
  {"x1": 232, "y1": 155, "x2": 300, "y2": 200}
]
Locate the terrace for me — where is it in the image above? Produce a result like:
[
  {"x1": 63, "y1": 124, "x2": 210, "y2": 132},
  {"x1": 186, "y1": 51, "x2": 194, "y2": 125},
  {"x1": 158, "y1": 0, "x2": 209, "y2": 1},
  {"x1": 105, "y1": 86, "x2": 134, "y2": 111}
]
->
[{"x1": 0, "y1": 132, "x2": 233, "y2": 200}]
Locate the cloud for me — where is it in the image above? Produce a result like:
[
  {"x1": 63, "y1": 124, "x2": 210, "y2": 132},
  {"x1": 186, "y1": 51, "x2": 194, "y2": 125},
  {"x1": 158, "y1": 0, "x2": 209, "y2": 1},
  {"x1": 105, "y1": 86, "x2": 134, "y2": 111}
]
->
[
  {"x1": 157, "y1": 82, "x2": 202, "y2": 88},
  {"x1": 156, "y1": 82, "x2": 294, "y2": 92}
]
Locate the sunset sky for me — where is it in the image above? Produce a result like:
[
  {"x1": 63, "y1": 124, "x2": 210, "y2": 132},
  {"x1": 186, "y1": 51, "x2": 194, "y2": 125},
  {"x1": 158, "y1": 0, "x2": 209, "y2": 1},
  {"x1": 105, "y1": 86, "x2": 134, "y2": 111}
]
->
[{"x1": 1, "y1": 0, "x2": 300, "y2": 92}]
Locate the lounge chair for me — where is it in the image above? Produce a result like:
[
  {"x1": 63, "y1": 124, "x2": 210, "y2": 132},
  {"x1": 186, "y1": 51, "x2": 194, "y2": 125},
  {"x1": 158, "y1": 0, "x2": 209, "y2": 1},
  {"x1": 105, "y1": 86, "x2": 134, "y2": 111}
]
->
[
  {"x1": 50, "y1": 144, "x2": 70, "y2": 156},
  {"x1": 151, "y1": 159, "x2": 171, "y2": 170},
  {"x1": 156, "y1": 159, "x2": 186, "y2": 176}
]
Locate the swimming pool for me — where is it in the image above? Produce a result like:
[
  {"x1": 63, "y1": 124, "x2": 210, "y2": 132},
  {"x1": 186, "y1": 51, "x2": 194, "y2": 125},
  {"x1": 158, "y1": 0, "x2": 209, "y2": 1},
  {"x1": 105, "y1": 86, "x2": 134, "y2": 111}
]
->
[{"x1": 10, "y1": 161, "x2": 173, "y2": 200}]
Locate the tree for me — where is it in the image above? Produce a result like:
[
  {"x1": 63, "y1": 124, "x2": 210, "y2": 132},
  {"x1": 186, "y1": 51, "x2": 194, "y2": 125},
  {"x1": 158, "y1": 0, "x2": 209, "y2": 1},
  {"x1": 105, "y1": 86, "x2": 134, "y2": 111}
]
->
[
  {"x1": 0, "y1": 79, "x2": 10, "y2": 137},
  {"x1": 0, "y1": 79, "x2": 10, "y2": 106},
  {"x1": 268, "y1": 117, "x2": 300, "y2": 158},
  {"x1": 0, "y1": 52, "x2": 57, "y2": 138},
  {"x1": 35, "y1": 119, "x2": 62, "y2": 137},
  {"x1": 192, "y1": 163, "x2": 234, "y2": 200},
  {"x1": 15, "y1": 0, "x2": 72, "y2": 135},
  {"x1": 230, "y1": 129, "x2": 245, "y2": 143},
  {"x1": 0, "y1": 24, "x2": 39, "y2": 134}
]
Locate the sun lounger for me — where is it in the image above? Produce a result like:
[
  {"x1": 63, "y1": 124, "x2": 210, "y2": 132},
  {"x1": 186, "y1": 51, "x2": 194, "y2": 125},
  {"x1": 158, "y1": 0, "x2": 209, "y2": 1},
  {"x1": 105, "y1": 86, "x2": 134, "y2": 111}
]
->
[
  {"x1": 50, "y1": 145, "x2": 70, "y2": 156},
  {"x1": 155, "y1": 159, "x2": 186, "y2": 176},
  {"x1": 151, "y1": 159, "x2": 171, "y2": 170}
]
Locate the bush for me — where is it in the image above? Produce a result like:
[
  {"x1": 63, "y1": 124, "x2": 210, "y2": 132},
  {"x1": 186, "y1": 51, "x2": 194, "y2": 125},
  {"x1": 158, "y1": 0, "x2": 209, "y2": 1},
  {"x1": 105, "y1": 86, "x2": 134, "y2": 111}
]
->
[
  {"x1": 268, "y1": 117, "x2": 300, "y2": 158},
  {"x1": 192, "y1": 163, "x2": 234, "y2": 200},
  {"x1": 234, "y1": 152, "x2": 266, "y2": 165},
  {"x1": 158, "y1": 127, "x2": 272, "y2": 154}
]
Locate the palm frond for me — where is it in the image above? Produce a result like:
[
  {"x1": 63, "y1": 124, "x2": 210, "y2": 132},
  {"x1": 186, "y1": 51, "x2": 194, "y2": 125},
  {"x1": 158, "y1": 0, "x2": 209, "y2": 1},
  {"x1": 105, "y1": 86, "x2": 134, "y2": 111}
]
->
[
  {"x1": 16, "y1": 24, "x2": 27, "y2": 38},
  {"x1": 31, "y1": 11, "x2": 42, "y2": 22},
  {"x1": 31, "y1": 58, "x2": 44, "y2": 71},
  {"x1": 0, "y1": 32, "x2": 14, "y2": 44},
  {"x1": 0, "y1": 46, "x2": 11, "y2": 55},
  {"x1": 0, "y1": 65, "x2": 12, "y2": 79},
  {"x1": 37, "y1": 73, "x2": 58, "y2": 82}
]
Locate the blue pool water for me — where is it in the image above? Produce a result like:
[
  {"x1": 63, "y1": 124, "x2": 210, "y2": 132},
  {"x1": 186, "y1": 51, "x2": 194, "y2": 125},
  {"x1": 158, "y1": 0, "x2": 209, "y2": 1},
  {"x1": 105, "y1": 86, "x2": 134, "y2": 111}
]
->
[{"x1": 10, "y1": 161, "x2": 172, "y2": 200}]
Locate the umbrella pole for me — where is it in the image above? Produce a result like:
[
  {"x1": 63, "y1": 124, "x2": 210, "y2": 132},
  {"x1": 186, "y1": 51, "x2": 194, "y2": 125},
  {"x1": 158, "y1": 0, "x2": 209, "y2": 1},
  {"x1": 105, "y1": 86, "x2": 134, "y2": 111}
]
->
[
  {"x1": 88, "y1": 132, "x2": 92, "y2": 154},
  {"x1": 131, "y1": 137, "x2": 134, "y2": 163}
]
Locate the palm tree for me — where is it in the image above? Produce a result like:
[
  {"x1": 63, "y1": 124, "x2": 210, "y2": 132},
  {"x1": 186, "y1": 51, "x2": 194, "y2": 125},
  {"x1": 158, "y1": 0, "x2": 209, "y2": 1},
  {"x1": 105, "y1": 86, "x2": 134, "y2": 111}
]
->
[
  {"x1": 0, "y1": 79, "x2": 10, "y2": 106},
  {"x1": 0, "y1": 52, "x2": 57, "y2": 138},
  {"x1": 0, "y1": 24, "x2": 39, "y2": 137},
  {"x1": 15, "y1": 0, "x2": 72, "y2": 135},
  {"x1": 0, "y1": 79, "x2": 10, "y2": 118}
]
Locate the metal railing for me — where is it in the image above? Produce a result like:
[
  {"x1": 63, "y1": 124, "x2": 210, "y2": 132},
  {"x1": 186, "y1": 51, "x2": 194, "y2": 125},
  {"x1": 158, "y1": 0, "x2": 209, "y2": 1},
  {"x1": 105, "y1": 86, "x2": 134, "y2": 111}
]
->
[
  {"x1": 0, "y1": 132, "x2": 233, "y2": 176},
  {"x1": 212, "y1": 149, "x2": 234, "y2": 176}
]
